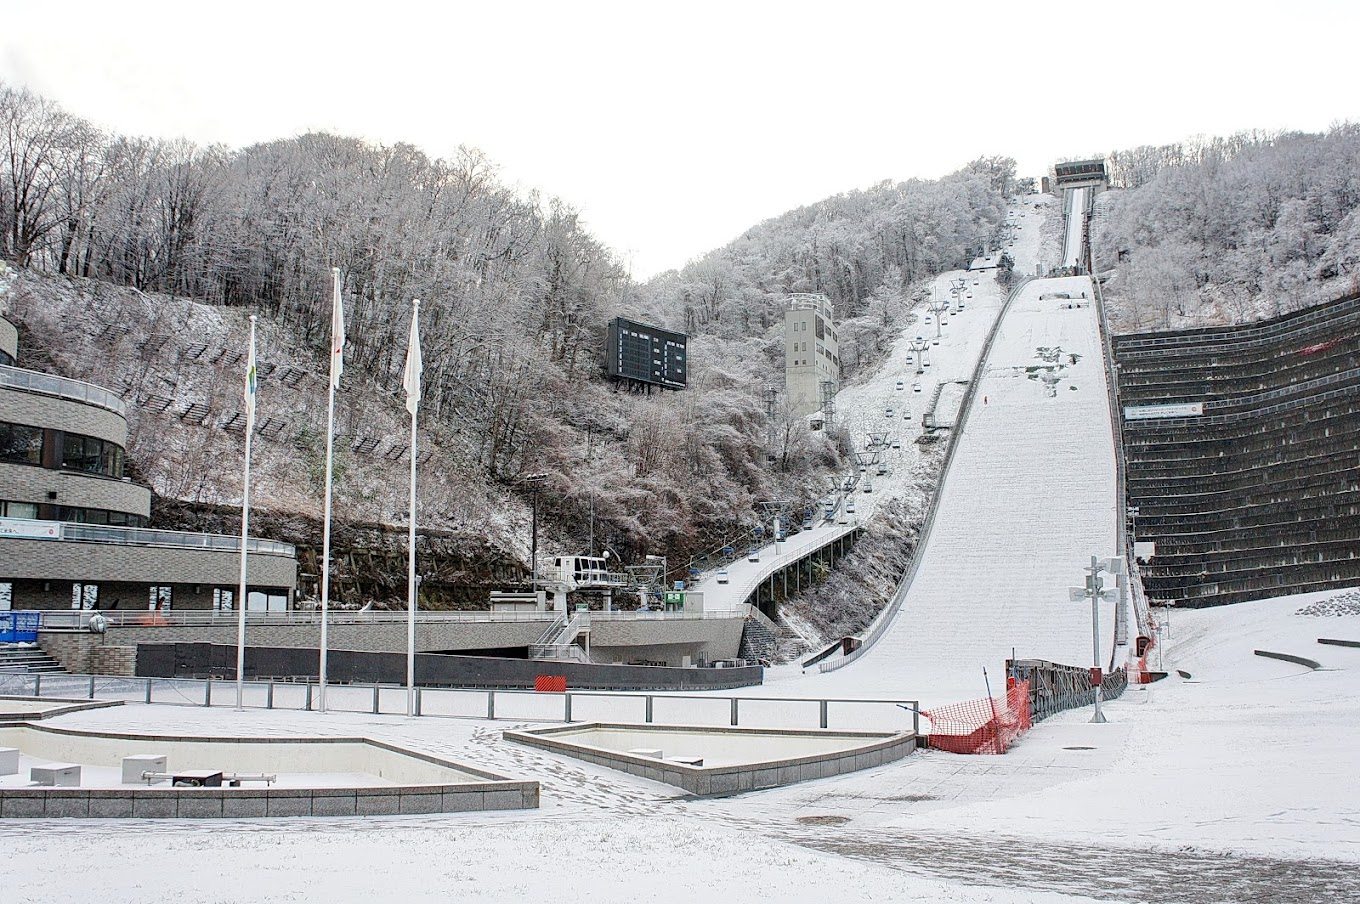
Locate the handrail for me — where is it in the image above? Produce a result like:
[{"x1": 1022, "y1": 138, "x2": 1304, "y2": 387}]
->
[
  {"x1": 0, "y1": 364, "x2": 127, "y2": 416},
  {"x1": 533, "y1": 614, "x2": 566, "y2": 644},
  {"x1": 821, "y1": 274, "x2": 1036, "y2": 673}
]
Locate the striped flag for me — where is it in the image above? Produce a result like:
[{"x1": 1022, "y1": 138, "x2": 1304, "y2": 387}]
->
[
  {"x1": 402, "y1": 300, "x2": 422, "y2": 416},
  {"x1": 330, "y1": 268, "x2": 345, "y2": 389}
]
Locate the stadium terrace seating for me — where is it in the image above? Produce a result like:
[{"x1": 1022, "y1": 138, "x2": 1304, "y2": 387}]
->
[{"x1": 1113, "y1": 291, "x2": 1360, "y2": 606}]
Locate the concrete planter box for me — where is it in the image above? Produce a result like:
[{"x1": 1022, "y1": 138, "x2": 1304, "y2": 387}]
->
[
  {"x1": 505, "y1": 721, "x2": 915, "y2": 796},
  {"x1": 0, "y1": 722, "x2": 538, "y2": 819}
]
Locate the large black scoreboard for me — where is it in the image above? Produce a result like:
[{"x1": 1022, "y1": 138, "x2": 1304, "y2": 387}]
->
[{"x1": 605, "y1": 317, "x2": 687, "y2": 390}]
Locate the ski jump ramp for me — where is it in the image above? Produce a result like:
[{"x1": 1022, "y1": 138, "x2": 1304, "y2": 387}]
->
[{"x1": 777, "y1": 275, "x2": 1121, "y2": 706}]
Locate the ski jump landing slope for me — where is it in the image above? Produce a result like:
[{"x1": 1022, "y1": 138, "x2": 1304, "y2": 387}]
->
[{"x1": 782, "y1": 275, "x2": 1120, "y2": 706}]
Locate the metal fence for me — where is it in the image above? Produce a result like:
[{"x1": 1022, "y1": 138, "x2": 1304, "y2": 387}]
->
[
  {"x1": 1008, "y1": 659, "x2": 1129, "y2": 724},
  {"x1": 37, "y1": 607, "x2": 750, "y2": 631},
  {"x1": 0, "y1": 672, "x2": 919, "y2": 735}
]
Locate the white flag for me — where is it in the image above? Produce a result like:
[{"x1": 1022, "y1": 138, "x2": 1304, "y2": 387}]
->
[
  {"x1": 402, "y1": 300, "x2": 422, "y2": 416},
  {"x1": 244, "y1": 319, "x2": 258, "y2": 424},
  {"x1": 330, "y1": 268, "x2": 345, "y2": 389}
]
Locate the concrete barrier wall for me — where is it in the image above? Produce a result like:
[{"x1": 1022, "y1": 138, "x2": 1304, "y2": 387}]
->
[
  {"x1": 91, "y1": 614, "x2": 746, "y2": 665},
  {"x1": 136, "y1": 642, "x2": 764, "y2": 691}
]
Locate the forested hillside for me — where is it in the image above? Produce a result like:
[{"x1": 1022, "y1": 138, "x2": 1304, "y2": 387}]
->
[
  {"x1": 643, "y1": 157, "x2": 1015, "y2": 380},
  {"x1": 0, "y1": 79, "x2": 1013, "y2": 600},
  {"x1": 1093, "y1": 126, "x2": 1360, "y2": 331}
]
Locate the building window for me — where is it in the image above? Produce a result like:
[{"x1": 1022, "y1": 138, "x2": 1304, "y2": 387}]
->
[
  {"x1": 0, "y1": 501, "x2": 39, "y2": 519},
  {"x1": 0, "y1": 422, "x2": 42, "y2": 465},
  {"x1": 149, "y1": 585, "x2": 172, "y2": 612},
  {"x1": 213, "y1": 588, "x2": 234, "y2": 612},
  {"x1": 72, "y1": 582, "x2": 99, "y2": 610},
  {"x1": 247, "y1": 591, "x2": 289, "y2": 612},
  {"x1": 61, "y1": 433, "x2": 125, "y2": 478},
  {"x1": 54, "y1": 506, "x2": 148, "y2": 527}
]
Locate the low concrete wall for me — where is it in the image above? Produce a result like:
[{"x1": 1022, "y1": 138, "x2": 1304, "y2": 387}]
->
[
  {"x1": 36, "y1": 631, "x2": 137, "y2": 677},
  {"x1": 0, "y1": 784, "x2": 536, "y2": 818},
  {"x1": 136, "y1": 642, "x2": 764, "y2": 691},
  {"x1": 38, "y1": 631, "x2": 100, "y2": 674},
  {"x1": 0, "y1": 722, "x2": 539, "y2": 818},
  {"x1": 505, "y1": 722, "x2": 916, "y2": 795},
  {"x1": 101, "y1": 618, "x2": 552, "y2": 654}
]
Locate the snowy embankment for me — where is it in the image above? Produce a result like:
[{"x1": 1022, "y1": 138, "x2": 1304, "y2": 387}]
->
[{"x1": 881, "y1": 587, "x2": 1360, "y2": 863}]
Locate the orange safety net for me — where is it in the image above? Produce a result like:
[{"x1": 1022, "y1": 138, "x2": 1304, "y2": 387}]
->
[{"x1": 922, "y1": 679, "x2": 1032, "y2": 754}]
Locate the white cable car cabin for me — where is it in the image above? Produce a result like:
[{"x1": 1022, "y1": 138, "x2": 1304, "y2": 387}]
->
[{"x1": 548, "y1": 556, "x2": 625, "y2": 591}]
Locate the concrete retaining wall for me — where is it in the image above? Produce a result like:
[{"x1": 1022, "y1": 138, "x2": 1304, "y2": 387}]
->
[
  {"x1": 136, "y1": 642, "x2": 764, "y2": 691},
  {"x1": 86, "y1": 613, "x2": 745, "y2": 665}
]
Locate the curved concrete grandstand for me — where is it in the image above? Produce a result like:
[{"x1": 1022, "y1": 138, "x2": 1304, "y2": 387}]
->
[
  {"x1": 1114, "y1": 290, "x2": 1360, "y2": 606},
  {"x1": 776, "y1": 275, "x2": 1122, "y2": 705}
]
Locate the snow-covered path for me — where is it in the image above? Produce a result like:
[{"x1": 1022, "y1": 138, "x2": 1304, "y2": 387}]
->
[{"x1": 772, "y1": 273, "x2": 1120, "y2": 705}]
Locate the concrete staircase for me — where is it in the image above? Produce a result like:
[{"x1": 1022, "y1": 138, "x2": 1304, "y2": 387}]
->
[{"x1": 0, "y1": 645, "x2": 66, "y2": 674}]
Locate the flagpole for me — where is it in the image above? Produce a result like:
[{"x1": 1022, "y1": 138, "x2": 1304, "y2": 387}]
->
[
  {"x1": 406, "y1": 299, "x2": 421, "y2": 717},
  {"x1": 235, "y1": 314, "x2": 257, "y2": 711},
  {"x1": 319, "y1": 268, "x2": 342, "y2": 713}
]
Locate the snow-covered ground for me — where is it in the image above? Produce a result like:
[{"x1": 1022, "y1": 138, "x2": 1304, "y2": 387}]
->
[{"x1": 4, "y1": 586, "x2": 1356, "y2": 902}]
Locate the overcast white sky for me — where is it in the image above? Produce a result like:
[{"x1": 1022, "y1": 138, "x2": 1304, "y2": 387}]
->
[{"x1": 4, "y1": 1, "x2": 1358, "y2": 278}]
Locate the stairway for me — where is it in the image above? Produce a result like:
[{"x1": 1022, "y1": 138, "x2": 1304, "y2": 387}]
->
[{"x1": 0, "y1": 646, "x2": 65, "y2": 674}]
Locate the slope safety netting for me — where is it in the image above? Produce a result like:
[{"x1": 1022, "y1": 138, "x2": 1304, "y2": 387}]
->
[{"x1": 922, "y1": 679, "x2": 1032, "y2": 754}]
